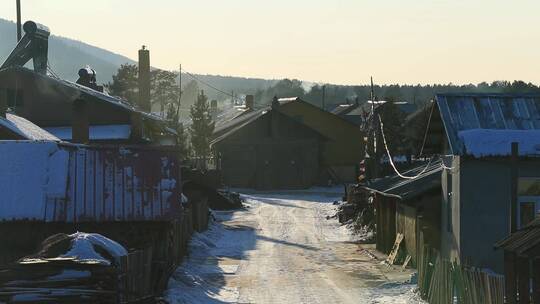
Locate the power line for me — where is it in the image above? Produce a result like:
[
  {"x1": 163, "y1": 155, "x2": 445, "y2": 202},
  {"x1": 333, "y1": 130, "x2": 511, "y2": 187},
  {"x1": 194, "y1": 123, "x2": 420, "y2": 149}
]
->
[
  {"x1": 378, "y1": 114, "x2": 435, "y2": 180},
  {"x1": 181, "y1": 68, "x2": 240, "y2": 102}
]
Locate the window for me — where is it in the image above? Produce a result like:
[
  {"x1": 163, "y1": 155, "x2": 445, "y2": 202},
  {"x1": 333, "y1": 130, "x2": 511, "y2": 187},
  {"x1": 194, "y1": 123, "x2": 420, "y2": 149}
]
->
[
  {"x1": 520, "y1": 202, "x2": 535, "y2": 227},
  {"x1": 518, "y1": 178, "x2": 540, "y2": 228}
]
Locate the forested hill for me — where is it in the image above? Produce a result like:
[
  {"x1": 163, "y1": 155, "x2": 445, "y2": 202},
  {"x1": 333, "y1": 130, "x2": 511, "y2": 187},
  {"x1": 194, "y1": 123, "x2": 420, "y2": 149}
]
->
[
  {"x1": 1, "y1": 18, "x2": 539, "y2": 107},
  {"x1": 0, "y1": 18, "x2": 277, "y2": 101}
]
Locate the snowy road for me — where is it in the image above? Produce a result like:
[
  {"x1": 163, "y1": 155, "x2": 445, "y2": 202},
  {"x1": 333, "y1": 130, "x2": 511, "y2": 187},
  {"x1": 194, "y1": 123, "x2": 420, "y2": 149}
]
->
[{"x1": 166, "y1": 188, "x2": 424, "y2": 304}]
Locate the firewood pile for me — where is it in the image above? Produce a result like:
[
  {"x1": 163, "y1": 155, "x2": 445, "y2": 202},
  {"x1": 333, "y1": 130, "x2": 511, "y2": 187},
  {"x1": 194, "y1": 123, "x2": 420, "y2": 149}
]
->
[
  {"x1": 0, "y1": 258, "x2": 119, "y2": 303},
  {"x1": 0, "y1": 232, "x2": 130, "y2": 303}
]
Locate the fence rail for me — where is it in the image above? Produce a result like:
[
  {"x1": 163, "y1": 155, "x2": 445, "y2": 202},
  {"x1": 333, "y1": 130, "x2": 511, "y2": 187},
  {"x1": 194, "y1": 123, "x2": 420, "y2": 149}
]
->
[{"x1": 418, "y1": 246, "x2": 505, "y2": 304}]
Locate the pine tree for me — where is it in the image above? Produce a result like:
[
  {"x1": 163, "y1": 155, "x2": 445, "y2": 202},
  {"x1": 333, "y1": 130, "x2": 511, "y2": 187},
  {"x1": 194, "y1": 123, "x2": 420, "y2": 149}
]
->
[
  {"x1": 151, "y1": 70, "x2": 178, "y2": 115},
  {"x1": 189, "y1": 90, "x2": 215, "y2": 167},
  {"x1": 106, "y1": 64, "x2": 139, "y2": 105}
]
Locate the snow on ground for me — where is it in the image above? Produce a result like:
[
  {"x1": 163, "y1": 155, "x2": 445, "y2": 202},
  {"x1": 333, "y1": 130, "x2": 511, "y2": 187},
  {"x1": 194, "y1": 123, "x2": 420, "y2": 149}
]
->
[{"x1": 166, "y1": 187, "x2": 426, "y2": 304}]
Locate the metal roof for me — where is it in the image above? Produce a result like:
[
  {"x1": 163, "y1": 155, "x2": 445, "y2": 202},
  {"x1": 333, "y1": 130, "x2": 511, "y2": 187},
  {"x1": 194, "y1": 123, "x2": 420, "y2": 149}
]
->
[
  {"x1": 0, "y1": 113, "x2": 59, "y2": 141},
  {"x1": 495, "y1": 218, "x2": 540, "y2": 256},
  {"x1": 435, "y1": 93, "x2": 540, "y2": 155},
  {"x1": 0, "y1": 67, "x2": 166, "y2": 124},
  {"x1": 363, "y1": 159, "x2": 442, "y2": 201},
  {"x1": 211, "y1": 107, "x2": 270, "y2": 145}
]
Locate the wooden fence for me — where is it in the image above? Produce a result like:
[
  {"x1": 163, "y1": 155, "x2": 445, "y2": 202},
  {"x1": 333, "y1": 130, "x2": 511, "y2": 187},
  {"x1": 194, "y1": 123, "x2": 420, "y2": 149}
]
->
[{"x1": 418, "y1": 246, "x2": 505, "y2": 304}]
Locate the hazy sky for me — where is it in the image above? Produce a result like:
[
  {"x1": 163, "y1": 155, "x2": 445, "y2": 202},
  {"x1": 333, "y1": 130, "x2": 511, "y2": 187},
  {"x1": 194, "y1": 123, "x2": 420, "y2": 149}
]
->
[{"x1": 1, "y1": 0, "x2": 539, "y2": 85}]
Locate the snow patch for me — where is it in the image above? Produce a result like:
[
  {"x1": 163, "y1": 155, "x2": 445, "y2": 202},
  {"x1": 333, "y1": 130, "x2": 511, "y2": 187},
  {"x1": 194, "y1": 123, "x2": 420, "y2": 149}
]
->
[
  {"x1": 61, "y1": 232, "x2": 127, "y2": 265},
  {"x1": 459, "y1": 129, "x2": 540, "y2": 157},
  {"x1": 0, "y1": 113, "x2": 59, "y2": 141}
]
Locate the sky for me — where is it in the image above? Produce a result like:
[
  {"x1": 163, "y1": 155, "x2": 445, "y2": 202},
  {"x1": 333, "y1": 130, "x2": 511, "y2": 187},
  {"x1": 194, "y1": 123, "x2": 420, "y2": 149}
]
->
[{"x1": 1, "y1": 0, "x2": 540, "y2": 85}]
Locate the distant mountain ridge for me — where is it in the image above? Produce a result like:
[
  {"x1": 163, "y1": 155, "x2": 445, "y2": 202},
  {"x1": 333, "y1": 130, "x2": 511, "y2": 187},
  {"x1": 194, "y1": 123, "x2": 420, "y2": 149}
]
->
[{"x1": 0, "y1": 18, "x2": 277, "y2": 100}]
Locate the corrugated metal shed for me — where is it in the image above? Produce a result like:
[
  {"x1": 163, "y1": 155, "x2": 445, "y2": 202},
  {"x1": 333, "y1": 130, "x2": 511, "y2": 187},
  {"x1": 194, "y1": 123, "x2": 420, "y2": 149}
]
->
[
  {"x1": 364, "y1": 159, "x2": 442, "y2": 200},
  {"x1": 0, "y1": 141, "x2": 181, "y2": 222},
  {"x1": 436, "y1": 93, "x2": 540, "y2": 155}
]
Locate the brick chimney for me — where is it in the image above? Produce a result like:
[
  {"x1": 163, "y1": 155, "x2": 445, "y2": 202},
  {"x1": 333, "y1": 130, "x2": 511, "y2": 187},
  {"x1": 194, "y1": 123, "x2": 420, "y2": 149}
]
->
[
  {"x1": 0, "y1": 89, "x2": 7, "y2": 118},
  {"x1": 138, "y1": 46, "x2": 151, "y2": 112},
  {"x1": 245, "y1": 95, "x2": 254, "y2": 110},
  {"x1": 72, "y1": 98, "x2": 89, "y2": 143}
]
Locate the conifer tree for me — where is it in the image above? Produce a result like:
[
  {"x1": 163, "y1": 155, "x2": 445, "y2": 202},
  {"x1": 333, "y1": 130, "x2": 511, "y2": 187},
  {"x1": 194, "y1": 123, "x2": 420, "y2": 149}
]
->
[{"x1": 189, "y1": 90, "x2": 215, "y2": 167}]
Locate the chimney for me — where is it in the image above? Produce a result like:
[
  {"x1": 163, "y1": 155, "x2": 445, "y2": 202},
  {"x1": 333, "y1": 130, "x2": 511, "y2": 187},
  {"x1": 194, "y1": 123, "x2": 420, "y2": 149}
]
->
[
  {"x1": 245, "y1": 95, "x2": 254, "y2": 110},
  {"x1": 138, "y1": 46, "x2": 151, "y2": 112},
  {"x1": 0, "y1": 89, "x2": 7, "y2": 118},
  {"x1": 72, "y1": 98, "x2": 89, "y2": 144}
]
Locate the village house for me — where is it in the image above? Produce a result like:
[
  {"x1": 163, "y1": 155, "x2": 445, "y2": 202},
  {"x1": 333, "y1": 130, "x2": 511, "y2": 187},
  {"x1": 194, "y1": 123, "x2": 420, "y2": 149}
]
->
[
  {"x1": 422, "y1": 93, "x2": 540, "y2": 273},
  {"x1": 360, "y1": 93, "x2": 540, "y2": 275},
  {"x1": 212, "y1": 98, "x2": 325, "y2": 189},
  {"x1": 276, "y1": 97, "x2": 365, "y2": 183},
  {"x1": 363, "y1": 159, "x2": 442, "y2": 267},
  {"x1": 0, "y1": 21, "x2": 209, "y2": 298},
  {"x1": 0, "y1": 22, "x2": 176, "y2": 146}
]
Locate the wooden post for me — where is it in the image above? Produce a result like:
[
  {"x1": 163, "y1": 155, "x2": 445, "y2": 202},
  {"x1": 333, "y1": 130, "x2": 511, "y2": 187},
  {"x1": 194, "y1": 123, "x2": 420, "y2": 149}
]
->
[
  {"x1": 533, "y1": 258, "x2": 540, "y2": 304},
  {"x1": 16, "y1": 0, "x2": 21, "y2": 42},
  {"x1": 510, "y1": 142, "x2": 519, "y2": 233},
  {"x1": 72, "y1": 98, "x2": 89, "y2": 144},
  {"x1": 505, "y1": 251, "x2": 517, "y2": 304},
  {"x1": 0, "y1": 89, "x2": 7, "y2": 118},
  {"x1": 518, "y1": 257, "x2": 530, "y2": 304}
]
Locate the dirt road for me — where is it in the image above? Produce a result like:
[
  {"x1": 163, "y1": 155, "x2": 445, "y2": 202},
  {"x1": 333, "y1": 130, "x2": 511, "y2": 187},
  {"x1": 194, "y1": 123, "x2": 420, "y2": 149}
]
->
[{"x1": 166, "y1": 189, "x2": 423, "y2": 304}]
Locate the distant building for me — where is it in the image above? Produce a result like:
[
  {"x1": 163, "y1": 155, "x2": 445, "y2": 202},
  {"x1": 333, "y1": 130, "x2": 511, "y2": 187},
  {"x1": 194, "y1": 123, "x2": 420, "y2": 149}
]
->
[
  {"x1": 212, "y1": 103, "x2": 325, "y2": 189},
  {"x1": 277, "y1": 97, "x2": 365, "y2": 183}
]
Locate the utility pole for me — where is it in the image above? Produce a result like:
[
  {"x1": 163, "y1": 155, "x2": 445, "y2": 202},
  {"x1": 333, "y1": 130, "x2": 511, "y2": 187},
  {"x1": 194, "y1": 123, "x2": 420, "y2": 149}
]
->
[
  {"x1": 175, "y1": 64, "x2": 182, "y2": 124},
  {"x1": 322, "y1": 85, "x2": 326, "y2": 110},
  {"x1": 368, "y1": 76, "x2": 379, "y2": 179},
  {"x1": 16, "y1": 0, "x2": 22, "y2": 41}
]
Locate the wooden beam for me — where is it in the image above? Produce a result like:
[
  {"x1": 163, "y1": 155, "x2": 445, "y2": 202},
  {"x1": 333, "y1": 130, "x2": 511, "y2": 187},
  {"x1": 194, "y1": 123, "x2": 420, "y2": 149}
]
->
[
  {"x1": 518, "y1": 256, "x2": 530, "y2": 304},
  {"x1": 505, "y1": 251, "x2": 517, "y2": 304},
  {"x1": 533, "y1": 258, "x2": 540, "y2": 304}
]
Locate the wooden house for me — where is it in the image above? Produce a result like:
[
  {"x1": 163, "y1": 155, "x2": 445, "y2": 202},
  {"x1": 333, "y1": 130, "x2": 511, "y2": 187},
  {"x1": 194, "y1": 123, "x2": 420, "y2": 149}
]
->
[
  {"x1": 423, "y1": 93, "x2": 540, "y2": 273},
  {"x1": 212, "y1": 102, "x2": 325, "y2": 190},
  {"x1": 364, "y1": 159, "x2": 442, "y2": 267},
  {"x1": 0, "y1": 66, "x2": 176, "y2": 145},
  {"x1": 496, "y1": 218, "x2": 540, "y2": 304},
  {"x1": 277, "y1": 97, "x2": 365, "y2": 183}
]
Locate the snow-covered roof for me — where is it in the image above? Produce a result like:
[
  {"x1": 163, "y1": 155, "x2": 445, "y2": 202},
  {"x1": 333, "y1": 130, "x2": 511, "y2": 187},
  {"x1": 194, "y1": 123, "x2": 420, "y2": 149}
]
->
[
  {"x1": 435, "y1": 93, "x2": 540, "y2": 156},
  {"x1": 45, "y1": 124, "x2": 131, "y2": 141},
  {"x1": 459, "y1": 129, "x2": 540, "y2": 157},
  {"x1": 0, "y1": 113, "x2": 59, "y2": 141}
]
